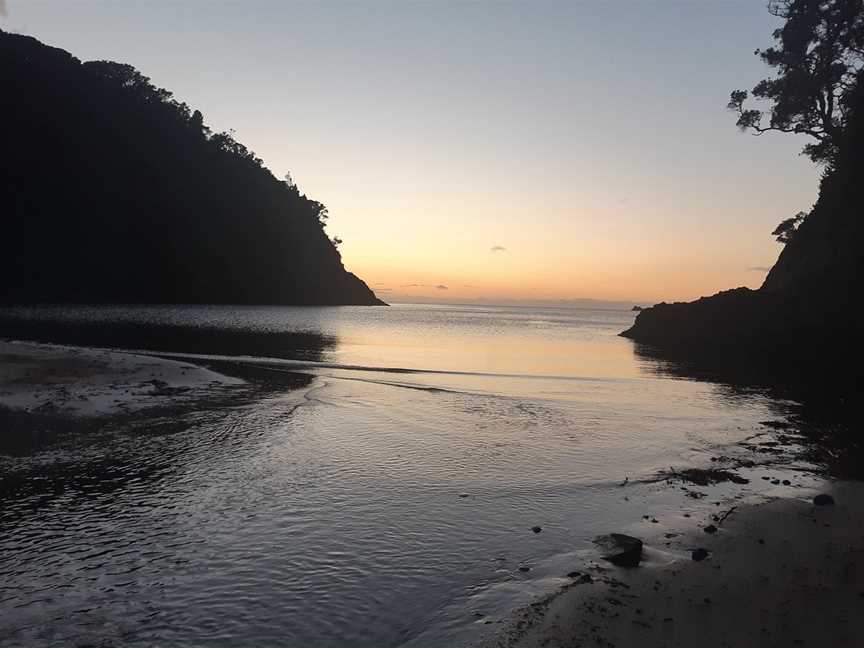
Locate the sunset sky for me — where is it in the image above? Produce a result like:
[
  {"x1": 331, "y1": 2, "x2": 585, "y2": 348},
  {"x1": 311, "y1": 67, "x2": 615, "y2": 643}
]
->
[{"x1": 4, "y1": 1, "x2": 821, "y2": 305}]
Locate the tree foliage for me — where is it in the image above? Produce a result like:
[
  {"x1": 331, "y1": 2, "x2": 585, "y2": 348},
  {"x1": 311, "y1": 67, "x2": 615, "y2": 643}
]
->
[
  {"x1": 728, "y1": 0, "x2": 864, "y2": 164},
  {"x1": 772, "y1": 211, "x2": 808, "y2": 243}
]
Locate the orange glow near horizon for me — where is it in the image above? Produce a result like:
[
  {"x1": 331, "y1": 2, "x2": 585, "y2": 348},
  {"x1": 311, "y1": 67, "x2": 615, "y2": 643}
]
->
[{"x1": 326, "y1": 185, "x2": 802, "y2": 305}]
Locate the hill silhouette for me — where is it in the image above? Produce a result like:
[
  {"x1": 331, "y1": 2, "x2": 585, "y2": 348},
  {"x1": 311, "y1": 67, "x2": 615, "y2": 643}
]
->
[
  {"x1": 0, "y1": 30, "x2": 385, "y2": 306},
  {"x1": 623, "y1": 78, "x2": 864, "y2": 395}
]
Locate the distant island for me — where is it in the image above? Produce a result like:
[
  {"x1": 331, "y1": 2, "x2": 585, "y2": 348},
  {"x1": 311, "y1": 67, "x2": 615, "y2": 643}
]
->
[
  {"x1": 0, "y1": 30, "x2": 385, "y2": 306},
  {"x1": 630, "y1": 305, "x2": 643, "y2": 312}
]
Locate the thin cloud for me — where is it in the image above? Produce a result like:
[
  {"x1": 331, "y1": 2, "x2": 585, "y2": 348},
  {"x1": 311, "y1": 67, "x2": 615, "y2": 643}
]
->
[
  {"x1": 399, "y1": 283, "x2": 449, "y2": 290},
  {"x1": 747, "y1": 266, "x2": 771, "y2": 273},
  {"x1": 490, "y1": 245, "x2": 506, "y2": 253}
]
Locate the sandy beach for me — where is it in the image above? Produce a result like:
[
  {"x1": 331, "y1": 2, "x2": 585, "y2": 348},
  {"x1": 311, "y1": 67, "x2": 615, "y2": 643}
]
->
[
  {"x1": 482, "y1": 482, "x2": 864, "y2": 647},
  {"x1": 0, "y1": 339, "x2": 245, "y2": 418}
]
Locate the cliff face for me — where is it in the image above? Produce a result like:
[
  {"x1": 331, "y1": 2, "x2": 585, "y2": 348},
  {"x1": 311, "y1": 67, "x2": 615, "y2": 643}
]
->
[
  {"x1": 0, "y1": 30, "x2": 385, "y2": 306},
  {"x1": 760, "y1": 122, "x2": 864, "y2": 312},
  {"x1": 622, "y1": 85, "x2": 864, "y2": 377}
]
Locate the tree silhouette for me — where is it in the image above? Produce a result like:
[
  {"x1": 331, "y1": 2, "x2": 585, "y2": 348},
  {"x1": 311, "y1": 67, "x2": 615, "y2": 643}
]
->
[
  {"x1": 728, "y1": 0, "x2": 864, "y2": 164},
  {"x1": 772, "y1": 211, "x2": 807, "y2": 243}
]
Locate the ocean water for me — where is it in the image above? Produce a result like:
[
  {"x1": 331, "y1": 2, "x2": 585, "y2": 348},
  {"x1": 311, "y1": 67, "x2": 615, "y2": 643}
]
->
[{"x1": 0, "y1": 304, "x2": 803, "y2": 647}]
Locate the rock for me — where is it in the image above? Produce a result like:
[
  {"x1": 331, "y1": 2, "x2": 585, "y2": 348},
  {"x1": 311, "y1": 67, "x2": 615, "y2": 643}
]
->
[
  {"x1": 518, "y1": 566, "x2": 530, "y2": 572},
  {"x1": 594, "y1": 533, "x2": 644, "y2": 567},
  {"x1": 531, "y1": 526, "x2": 542, "y2": 533},
  {"x1": 576, "y1": 573, "x2": 593, "y2": 584},
  {"x1": 782, "y1": 480, "x2": 791, "y2": 486},
  {"x1": 703, "y1": 524, "x2": 718, "y2": 534},
  {"x1": 566, "y1": 571, "x2": 581, "y2": 578},
  {"x1": 692, "y1": 548, "x2": 709, "y2": 562},
  {"x1": 666, "y1": 467, "x2": 749, "y2": 487},
  {"x1": 813, "y1": 494, "x2": 835, "y2": 506}
]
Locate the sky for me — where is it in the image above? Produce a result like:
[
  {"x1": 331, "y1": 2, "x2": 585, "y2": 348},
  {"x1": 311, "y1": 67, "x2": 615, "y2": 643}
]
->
[{"x1": 2, "y1": 1, "x2": 821, "y2": 305}]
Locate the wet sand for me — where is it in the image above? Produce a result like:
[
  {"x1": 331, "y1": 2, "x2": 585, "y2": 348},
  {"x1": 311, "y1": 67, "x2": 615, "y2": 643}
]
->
[
  {"x1": 482, "y1": 482, "x2": 864, "y2": 648},
  {"x1": 0, "y1": 340, "x2": 244, "y2": 418}
]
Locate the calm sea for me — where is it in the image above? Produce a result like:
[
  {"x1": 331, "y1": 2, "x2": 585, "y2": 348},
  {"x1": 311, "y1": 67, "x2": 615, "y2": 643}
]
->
[{"x1": 0, "y1": 304, "x2": 802, "y2": 647}]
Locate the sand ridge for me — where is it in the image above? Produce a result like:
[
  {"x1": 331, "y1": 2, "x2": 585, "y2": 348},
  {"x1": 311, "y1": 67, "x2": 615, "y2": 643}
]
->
[{"x1": 0, "y1": 340, "x2": 244, "y2": 418}]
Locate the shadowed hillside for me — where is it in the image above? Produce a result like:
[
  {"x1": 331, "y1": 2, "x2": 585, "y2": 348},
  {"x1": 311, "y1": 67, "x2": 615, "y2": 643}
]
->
[
  {"x1": 623, "y1": 80, "x2": 864, "y2": 394},
  {"x1": 0, "y1": 30, "x2": 384, "y2": 306}
]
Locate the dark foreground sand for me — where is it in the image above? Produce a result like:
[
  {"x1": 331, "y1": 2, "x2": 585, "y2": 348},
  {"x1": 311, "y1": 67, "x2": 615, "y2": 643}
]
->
[{"x1": 481, "y1": 482, "x2": 864, "y2": 648}]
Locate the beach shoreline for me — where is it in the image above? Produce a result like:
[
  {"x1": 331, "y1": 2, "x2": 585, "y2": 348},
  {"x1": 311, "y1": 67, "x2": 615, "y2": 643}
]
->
[
  {"x1": 479, "y1": 481, "x2": 864, "y2": 648},
  {"x1": 2, "y1": 335, "x2": 862, "y2": 648}
]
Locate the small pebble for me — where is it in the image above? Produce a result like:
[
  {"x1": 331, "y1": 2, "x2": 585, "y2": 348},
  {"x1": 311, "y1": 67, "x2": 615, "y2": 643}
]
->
[
  {"x1": 704, "y1": 524, "x2": 718, "y2": 534},
  {"x1": 531, "y1": 526, "x2": 542, "y2": 533}
]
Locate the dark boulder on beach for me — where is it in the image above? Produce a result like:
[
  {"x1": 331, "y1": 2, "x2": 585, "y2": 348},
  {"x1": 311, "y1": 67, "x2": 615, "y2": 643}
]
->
[
  {"x1": 703, "y1": 524, "x2": 718, "y2": 534},
  {"x1": 813, "y1": 494, "x2": 835, "y2": 506},
  {"x1": 692, "y1": 548, "x2": 710, "y2": 562},
  {"x1": 594, "y1": 533, "x2": 643, "y2": 567}
]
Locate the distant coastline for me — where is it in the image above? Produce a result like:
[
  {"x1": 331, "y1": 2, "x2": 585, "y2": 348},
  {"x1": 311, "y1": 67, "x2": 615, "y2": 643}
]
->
[{"x1": 388, "y1": 298, "x2": 646, "y2": 311}]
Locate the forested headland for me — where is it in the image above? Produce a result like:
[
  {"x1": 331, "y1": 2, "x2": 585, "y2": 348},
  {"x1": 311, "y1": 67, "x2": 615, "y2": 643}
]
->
[
  {"x1": 623, "y1": 0, "x2": 864, "y2": 396},
  {"x1": 1, "y1": 29, "x2": 384, "y2": 306}
]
